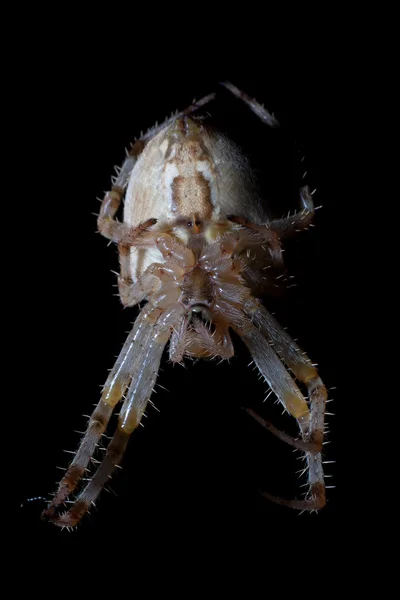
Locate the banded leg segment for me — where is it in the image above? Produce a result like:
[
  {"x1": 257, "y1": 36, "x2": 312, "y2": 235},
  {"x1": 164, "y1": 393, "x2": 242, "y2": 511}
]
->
[
  {"x1": 44, "y1": 307, "x2": 154, "y2": 518},
  {"x1": 235, "y1": 316, "x2": 310, "y2": 432},
  {"x1": 49, "y1": 428, "x2": 131, "y2": 528},
  {"x1": 245, "y1": 299, "x2": 327, "y2": 448},
  {"x1": 214, "y1": 300, "x2": 310, "y2": 429},
  {"x1": 42, "y1": 398, "x2": 114, "y2": 522},
  {"x1": 42, "y1": 302, "x2": 170, "y2": 527},
  {"x1": 42, "y1": 307, "x2": 152, "y2": 523},
  {"x1": 212, "y1": 298, "x2": 326, "y2": 511},
  {"x1": 47, "y1": 304, "x2": 183, "y2": 527},
  {"x1": 245, "y1": 299, "x2": 327, "y2": 510},
  {"x1": 118, "y1": 303, "x2": 183, "y2": 432}
]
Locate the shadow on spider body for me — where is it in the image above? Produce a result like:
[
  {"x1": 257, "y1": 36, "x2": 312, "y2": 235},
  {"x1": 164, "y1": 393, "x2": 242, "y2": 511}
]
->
[{"x1": 42, "y1": 82, "x2": 328, "y2": 528}]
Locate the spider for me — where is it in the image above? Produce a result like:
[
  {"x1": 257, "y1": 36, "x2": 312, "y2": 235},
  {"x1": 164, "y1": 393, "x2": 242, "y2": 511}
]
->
[{"x1": 42, "y1": 81, "x2": 328, "y2": 528}]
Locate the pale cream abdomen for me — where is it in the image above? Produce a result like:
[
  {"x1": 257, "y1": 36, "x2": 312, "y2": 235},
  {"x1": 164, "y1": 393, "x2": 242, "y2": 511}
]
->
[{"x1": 123, "y1": 119, "x2": 269, "y2": 281}]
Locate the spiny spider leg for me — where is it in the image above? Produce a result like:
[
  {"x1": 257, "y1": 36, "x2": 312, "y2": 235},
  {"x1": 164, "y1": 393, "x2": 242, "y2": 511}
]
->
[
  {"x1": 269, "y1": 186, "x2": 315, "y2": 238},
  {"x1": 42, "y1": 397, "x2": 114, "y2": 522},
  {"x1": 244, "y1": 408, "x2": 318, "y2": 452},
  {"x1": 44, "y1": 235, "x2": 198, "y2": 524},
  {"x1": 61, "y1": 305, "x2": 182, "y2": 527},
  {"x1": 228, "y1": 186, "x2": 315, "y2": 254},
  {"x1": 43, "y1": 303, "x2": 181, "y2": 527},
  {"x1": 118, "y1": 260, "x2": 183, "y2": 308},
  {"x1": 42, "y1": 284, "x2": 166, "y2": 526},
  {"x1": 214, "y1": 300, "x2": 310, "y2": 431},
  {"x1": 118, "y1": 266, "x2": 161, "y2": 307},
  {"x1": 227, "y1": 215, "x2": 284, "y2": 270},
  {"x1": 52, "y1": 428, "x2": 131, "y2": 528},
  {"x1": 220, "y1": 81, "x2": 280, "y2": 128},
  {"x1": 139, "y1": 92, "x2": 216, "y2": 144},
  {"x1": 244, "y1": 299, "x2": 327, "y2": 510},
  {"x1": 246, "y1": 301, "x2": 327, "y2": 448},
  {"x1": 213, "y1": 298, "x2": 325, "y2": 510}
]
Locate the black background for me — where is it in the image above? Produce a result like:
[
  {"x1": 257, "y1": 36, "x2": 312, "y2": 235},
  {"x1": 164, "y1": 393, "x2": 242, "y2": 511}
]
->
[{"x1": 9, "y1": 64, "x2": 338, "y2": 552}]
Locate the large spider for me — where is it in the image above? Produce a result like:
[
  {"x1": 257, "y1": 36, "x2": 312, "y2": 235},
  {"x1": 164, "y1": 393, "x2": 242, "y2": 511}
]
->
[{"x1": 42, "y1": 82, "x2": 328, "y2": 527}]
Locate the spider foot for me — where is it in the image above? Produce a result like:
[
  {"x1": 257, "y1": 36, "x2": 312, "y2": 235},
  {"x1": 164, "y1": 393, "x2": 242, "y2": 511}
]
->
[
  {"x1": 261, "y1": 483, "x2": 325, "y2": 511},
  {"x1": 42, "y1": 499, "x2": 89, "y2": 528},
  {"x1": 245, "y1": 408, "x2": 319, "y2": 452}
]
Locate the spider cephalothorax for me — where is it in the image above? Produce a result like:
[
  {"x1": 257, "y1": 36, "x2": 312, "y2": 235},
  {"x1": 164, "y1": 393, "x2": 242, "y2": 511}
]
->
[{"x1": 43, "y1": 82, "x2": 327, "y2": 528}]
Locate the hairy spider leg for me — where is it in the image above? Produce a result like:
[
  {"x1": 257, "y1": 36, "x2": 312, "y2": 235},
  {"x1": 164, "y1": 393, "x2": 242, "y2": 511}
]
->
[
  {"x1": 269, "y1": 186, "x2": 315, "y2": 238},
  {"x1": 42, "y1": 277, "x2": 166, "y2": 526},
  {"x1": 49, "y1": 304, "x2": 183, "y2": 527},
  {"x1": 43, "y1": 232, "x2": 200, "y2": 526},
  {"x1": 220, "y1": 80, "x2": 326, "y2": 510},
  {"x1": 227, "y1": 215, "x2": 284, "y2": 270},
  {"x1": 220, "y1": 81, "x2": 280, "y2": 128},
  {"x1": 245, "y1": 301, "x2": 327, "y2": 509}
]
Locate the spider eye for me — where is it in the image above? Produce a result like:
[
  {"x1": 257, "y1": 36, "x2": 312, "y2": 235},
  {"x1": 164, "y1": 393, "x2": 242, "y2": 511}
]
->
[{"x1": 187, "y1": 221, "x2": 193, "y2": 227}]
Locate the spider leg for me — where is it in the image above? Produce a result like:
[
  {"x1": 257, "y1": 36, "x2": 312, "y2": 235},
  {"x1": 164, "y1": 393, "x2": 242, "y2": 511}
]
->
[
  {"x1": 269, "y1": 186, "x2": 315, "y2": 238},
  {"x1": 50, "y1": 427, "x2": 132, "y2": 528},
  {"x1": 227, "y1": 216, "x2": 284, "y2": 270},
  {"x1": 118, "y1": 261, "x2": 183, "y2": 307},
  {"x1": 118, "y1": 268, "x2": 161, "y2": 307},
  {"x1": 41, "y1": 396, "x2": 115, "y2": 524},
  {"x1": 42, "y1": 283, "x2": 164, "y2": 525},
  {"x1": 139, "y1": 92, "x2": 216, "y2": 144},
  {"x1": 245, "y1": 300, "x2": 327, "y2": 447},
  {"x1": 220, "y1": 81, "x2": 279, "y2": 128},
  {"x1": 244, "y1": 299, "x2": 327, "y2": 510},
  {"x1": 228, "y1": 187, "x2": 314, "y2": 252},
  {"x1": 46, "y1": 304, "x2": 182, "y2": 527},
  {"x1": 97, "y1": 147, "x2": 157, "y2": 249},
  {"x1": 95, "y1": 138, "x2": 159, "y2": 308},
  {"x1": 98, "y1": 191, "x2": 157, "y2": 246},
  {"x1": 244, "y1": 408, "x2": 318, "y2": 452},
  {"x1": 217, "y1": 300, "x2": 325, "y2": 510},
  {"x1": 233, "y1": 313, "x2": 311, "y2": 432},
  {"x1": 215, "y1": 300, "x2": 310, "y2": 429}
]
